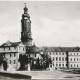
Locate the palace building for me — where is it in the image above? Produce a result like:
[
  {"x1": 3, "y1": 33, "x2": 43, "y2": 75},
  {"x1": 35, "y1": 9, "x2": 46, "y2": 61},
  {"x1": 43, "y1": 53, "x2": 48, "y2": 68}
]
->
[
  {"x1": 0, "y1": 4, "x2": 80, "y2": 71},
  {"x1": 39, "y1": 47, "x2": 80, "y2": 69}
]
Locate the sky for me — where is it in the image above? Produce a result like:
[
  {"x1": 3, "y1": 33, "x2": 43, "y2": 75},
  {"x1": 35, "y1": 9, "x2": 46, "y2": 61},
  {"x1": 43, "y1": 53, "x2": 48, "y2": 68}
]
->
[{"x1": 0, "y1": 1, "x2": 80, "y2": 47}]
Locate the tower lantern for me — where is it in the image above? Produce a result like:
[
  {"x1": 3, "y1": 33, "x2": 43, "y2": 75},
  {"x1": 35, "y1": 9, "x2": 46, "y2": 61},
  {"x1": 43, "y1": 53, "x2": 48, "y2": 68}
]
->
[
  {"x1": 24, "y1": 3, "x2": 28, "y2": 14},
  {"x1": 21, "y1": 3, "x2": 32, "y2": 46}
]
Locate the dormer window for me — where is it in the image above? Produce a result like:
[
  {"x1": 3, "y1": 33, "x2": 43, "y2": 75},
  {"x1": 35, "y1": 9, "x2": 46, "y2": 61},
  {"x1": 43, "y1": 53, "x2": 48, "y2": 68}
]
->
[
  {"x1": 4, "y1": 47, "x2": 5, "y2": 51},
  {"x1": 73, "y1": 49, "x2": 76, "y2": 51},
  {"x1": 11, "y1": 47, "x2": 15, "y2": 50},
  {"x1": 5, "y1": 47, "x2": 9, "y2": 51}
]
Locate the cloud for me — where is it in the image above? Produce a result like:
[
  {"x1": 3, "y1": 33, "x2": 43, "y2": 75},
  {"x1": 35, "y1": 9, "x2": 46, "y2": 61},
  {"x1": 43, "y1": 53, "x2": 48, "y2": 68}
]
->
[
  {"x1": 0, "y1": 1, "x2": 80, "y2": 47},
  {"x1": 32, "y1": 18, "x2": 80, "y2": 47},
  {"x1": 0, "y1": 24, "x2": 21, "y2": 45}
]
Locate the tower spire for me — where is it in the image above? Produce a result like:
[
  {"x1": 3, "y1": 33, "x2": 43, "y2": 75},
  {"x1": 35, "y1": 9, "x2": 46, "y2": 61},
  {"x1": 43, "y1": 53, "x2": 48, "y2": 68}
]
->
[
  {"x1": 24, "y1": 3, "x2": 28, "y2": 14},
  {"x1": 24, "y1": 3, "x2": 27, "y2": 8}
]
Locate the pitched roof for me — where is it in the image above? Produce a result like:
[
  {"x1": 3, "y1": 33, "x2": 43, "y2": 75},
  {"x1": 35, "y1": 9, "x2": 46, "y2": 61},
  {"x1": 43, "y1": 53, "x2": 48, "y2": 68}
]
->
[
  {"x1": 1, "y1": 41, "x2": 21, "y2": 47},
  {"x1": 26, "y1": 45, "x2": 39, "y2": 53},
  {"x1": 39, "y1": 47, "x2": 80, "y2": 52}
]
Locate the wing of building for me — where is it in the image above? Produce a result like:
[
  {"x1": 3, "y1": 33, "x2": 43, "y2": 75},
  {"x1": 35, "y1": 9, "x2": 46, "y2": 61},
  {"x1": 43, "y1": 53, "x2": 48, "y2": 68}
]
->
[
  {"x1": 0, "y1": 41, "x2": 26, "y2": 71},
  {"x1": 39, "y1": 47, "x2": 80, "y2": 69}
]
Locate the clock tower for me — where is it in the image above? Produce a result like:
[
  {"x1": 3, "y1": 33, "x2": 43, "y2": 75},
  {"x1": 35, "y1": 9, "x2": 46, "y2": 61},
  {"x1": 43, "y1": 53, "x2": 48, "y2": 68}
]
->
[{"x1": 21, "y1": 4, "x2": 32, "y2": 46}]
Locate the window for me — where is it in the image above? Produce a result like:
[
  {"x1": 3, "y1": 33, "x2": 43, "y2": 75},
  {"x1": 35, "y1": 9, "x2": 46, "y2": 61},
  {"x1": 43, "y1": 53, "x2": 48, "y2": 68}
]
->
[
  {"x1": 14, "y1": 60, "x2": 15, "y2": 64},
  {"x1": 62, "y1": 52, "x2": 64, "y2": 55},
  {"x1": 74, "y1": 53, "x2": 75, "y2": 55},
  {"x1": 77, "y1": 58, "x2": 78, "y2": 61},
  {"x1": 56, "y1": 52, "x2": 58, "y2": 55},
  {"x1": 4, "y1": 47, "x2": 5, "y2": 51},
  {"x1": 56, "y1": 64, "x2": 58, "y2": 66},
  {"x1": 71, "y1": 58, "x2": 72, "y2": 61},
  {"x1": 11, "y1": 47, "x2": 15, "y2": 50},
  {"x1": 10, "y1": 54, "x2": 11, "y2": 57},
  {"x1": 59, "y1": 64, "x2": 61, "y2": 66},
  {"x1": 14, "y1": 47, "x2": 16, "y2": 50},
  {"x1": 62, "y1": 64, "x2": 64, "y2": 67},
  {"x1": 59, "y1": 52, "x2": 61, "y2": 55},
  {"x1": 23, "y1": 48, "x2": 24, "y2": 51},
  {"x1": 74, "y1": 64, "x2": 75, "y2": 67},
  {"x1": 14, "y1": 53, "x2": 16, "y2": 57},
  {"x1": 9, "y1": 47, "x2": 10, "y2": 50},
  {"x1": 35, "y1": 54, "x2": 36, "y2": 57},
  {"x1": 70, "y1": 53, "x2": 72, "y2": 55},
  {"x1": 62, "y1": 57, "x2": 64, "y2": 61},
  {"x1": 3, "y1": 54, "x2": 5, "y2": 57},
  {"x1": 9, "y1": 60, "x2": 11, "y2": 64},
  {"x1": 71, "y1": 64, "x2": 72, "y2": 67},
  {"x1": 53, "y1": 57, "x2": 54, "y2": 61},
  {"x1": 5, "y1": 47, "x2": 9, "y2": 51},
  {"x1": 77, "y1": 65, "x2": 79, "y2": 68},
  {"x1": 56, "y1": 57, "x2": 58, "y2": 61},
  {"x1": 74, "y1": 58, "x2": 75, "y2": 61},
  {"x1": 59, "y1": 57, "x2": 61, "y2": 61},
  {"x1": 19, "y1": 47, "x2": 21, "y2": 50}
]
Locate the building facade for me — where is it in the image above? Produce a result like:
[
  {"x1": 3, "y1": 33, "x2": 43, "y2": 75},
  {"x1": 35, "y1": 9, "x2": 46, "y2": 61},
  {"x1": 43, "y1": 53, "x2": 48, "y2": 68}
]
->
[
  {"x1": 0, "y1": 41, "x2": 26, "y2": 71},
  {"x1": 39, "y1": 47, "x2": 67, "y2": 69},
  {"x1": 39, "y1": 47, "x2": 80, "y2": 69},
  {"x1": 68, "y1": 47, "x2": 80, "y2": 68}
]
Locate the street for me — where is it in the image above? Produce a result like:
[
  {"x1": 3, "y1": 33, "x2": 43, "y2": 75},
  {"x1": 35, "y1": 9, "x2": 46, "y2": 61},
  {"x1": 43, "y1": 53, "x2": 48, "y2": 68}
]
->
[{"x1": 9, "y1": 69, "x2": 80, "y2": 79}]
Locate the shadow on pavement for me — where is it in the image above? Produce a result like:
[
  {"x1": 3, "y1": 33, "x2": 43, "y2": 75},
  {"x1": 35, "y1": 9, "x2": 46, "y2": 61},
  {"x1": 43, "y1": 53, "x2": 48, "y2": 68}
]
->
[{"x1": 0, "y1": 72, "x2": 32, "y2": 79}]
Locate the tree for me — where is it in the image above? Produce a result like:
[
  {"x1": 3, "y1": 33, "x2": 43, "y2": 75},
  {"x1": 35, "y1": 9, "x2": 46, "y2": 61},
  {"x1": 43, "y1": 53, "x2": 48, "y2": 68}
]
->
[
  {"x1": 36, "y1": 57, "x2": 40, "y2": 69},
  {"x1": 0, "y1": 54, "x2": 3, "y2": 66},
  {"x1": 3, "y1": 60, "x2": 7, "y2": 71},
  {"x1": 41, "y1": 54, "x2": 52, "y2": 69},
  {"x1": 18, "y1": 54, "x2": 28, "y2": 70}
]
